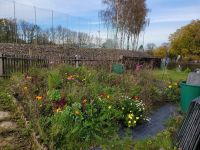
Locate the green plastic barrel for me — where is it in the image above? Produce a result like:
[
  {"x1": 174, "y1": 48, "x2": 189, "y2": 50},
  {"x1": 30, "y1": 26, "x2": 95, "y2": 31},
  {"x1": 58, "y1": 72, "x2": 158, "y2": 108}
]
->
[
  {"x1": 112, "y1": 64, "x2": 125, "y2": 74},
  {"x1": 180, "y1": 81, "x2": 200, "y2": 113}
]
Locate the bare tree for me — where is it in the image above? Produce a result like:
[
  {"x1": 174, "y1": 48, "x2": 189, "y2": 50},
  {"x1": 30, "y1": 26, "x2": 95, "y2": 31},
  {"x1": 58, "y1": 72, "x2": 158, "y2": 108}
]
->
[{"x1": 100, "y1": 0, "x2": 149, "y2": 50}]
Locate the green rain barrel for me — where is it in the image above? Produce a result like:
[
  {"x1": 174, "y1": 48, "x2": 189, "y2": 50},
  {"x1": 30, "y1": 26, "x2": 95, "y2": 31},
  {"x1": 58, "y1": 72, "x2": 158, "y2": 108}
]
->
[
  {"x1": 180, "y1": 81, "x2": 200, "y2": 113},
  {"x1": 112, "y1": 64, "x2": 125, "y2": 74}
]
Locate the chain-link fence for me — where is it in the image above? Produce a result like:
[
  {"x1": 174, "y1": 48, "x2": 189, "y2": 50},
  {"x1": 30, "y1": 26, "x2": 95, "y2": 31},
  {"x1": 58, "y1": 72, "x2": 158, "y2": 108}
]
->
[{"x1": 0, "y1": 0, "x2": 118, "y2": 48}]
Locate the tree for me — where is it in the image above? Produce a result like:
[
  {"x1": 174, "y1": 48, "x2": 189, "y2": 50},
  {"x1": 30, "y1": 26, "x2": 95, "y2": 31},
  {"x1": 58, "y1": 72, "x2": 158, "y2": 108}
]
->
[
  {"x1": 146, "y1": 43, "x2": 156, "y2": 51},
  {"x1": 102, "y1": 39, "x2": 118, "y2": 48},
  {"x1": 153, "y1": 46, "x2": 168, "y2": 58},
  {"x1": 100, "y1": 0, "x2": 149, "y2": 50},
  {"x1": 0, "y1": 18, "x2": 98, "y2": 47},
  {"x1": 169, "y1": 20, "x2": 200, "y2": 58},
  {"x1": 0, "y1": 19, "x2": 17, "y2": 43}
]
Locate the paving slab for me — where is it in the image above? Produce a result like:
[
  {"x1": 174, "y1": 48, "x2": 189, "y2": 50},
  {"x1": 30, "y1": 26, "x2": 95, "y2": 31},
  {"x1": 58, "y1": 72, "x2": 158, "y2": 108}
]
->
[
  {"x1": 0, "y1": 121, "x2": 18, "y2": 133},
  {"x1": 0, "y1": 111, "x2": 11, "y2": 121}
]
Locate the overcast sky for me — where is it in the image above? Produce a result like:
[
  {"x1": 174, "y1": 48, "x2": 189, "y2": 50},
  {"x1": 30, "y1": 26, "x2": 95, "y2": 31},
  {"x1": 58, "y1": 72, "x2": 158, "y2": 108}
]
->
[{"x1": 1, "y1": 0, "x2": 200, "y2": 46}]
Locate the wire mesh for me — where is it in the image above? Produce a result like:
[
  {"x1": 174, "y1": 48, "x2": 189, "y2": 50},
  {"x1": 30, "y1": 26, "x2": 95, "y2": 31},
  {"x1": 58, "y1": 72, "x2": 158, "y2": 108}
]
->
[{"x1": 0, "y1": 0, "x2": 118, "y2": 48}]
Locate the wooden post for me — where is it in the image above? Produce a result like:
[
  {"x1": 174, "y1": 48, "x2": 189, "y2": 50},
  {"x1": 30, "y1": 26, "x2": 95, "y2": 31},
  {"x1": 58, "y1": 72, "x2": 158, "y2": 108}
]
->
[
  {"x1": 75, "y1": 55, "x2": 79, "y2": 68},
  {"x1": 0, "y1": 53, "x2": 3, "y2": 77}
]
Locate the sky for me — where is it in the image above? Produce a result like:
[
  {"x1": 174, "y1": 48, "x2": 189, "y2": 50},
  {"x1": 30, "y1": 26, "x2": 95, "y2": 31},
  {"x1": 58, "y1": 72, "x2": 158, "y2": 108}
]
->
[{"x1": 0, "y1": 0, "x2": 200, "y2": 47}]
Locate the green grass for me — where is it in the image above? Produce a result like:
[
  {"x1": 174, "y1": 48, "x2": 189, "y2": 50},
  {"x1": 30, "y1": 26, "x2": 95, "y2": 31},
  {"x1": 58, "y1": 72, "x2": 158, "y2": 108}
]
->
[{"x1": 153, "y1": 69, "x2": 188, "y2": 82}]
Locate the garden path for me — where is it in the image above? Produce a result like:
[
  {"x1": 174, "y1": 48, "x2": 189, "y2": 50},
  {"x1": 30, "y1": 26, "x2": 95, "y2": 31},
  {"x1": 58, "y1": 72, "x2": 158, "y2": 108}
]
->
[
  {"x1": 0, "y1": 110, "x2": 30, "y2": 149},
  {"x1": 93, "y1": 104, "x2": 177, "y2": 150},
  {"x1": 132, "y1": 103, "x2": 177, "y2": 140},
  {"x1": 0, "y1": 111, "x2": 18, "y2": 149}
]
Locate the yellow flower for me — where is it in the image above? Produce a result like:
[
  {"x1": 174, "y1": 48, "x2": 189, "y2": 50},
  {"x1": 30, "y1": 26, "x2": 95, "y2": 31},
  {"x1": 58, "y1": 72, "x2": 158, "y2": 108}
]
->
[
  {"x1": 128, "y1": 121, "x2": 131, "y2": 124},
  {"x1": 134, "y1": 120, "x2": 137, "y2": 124},
  {"x1": 107, "y1": 95, "x2": 110, "y2": 99},
  {"x1": 168, "y1": 85, "x2": 172, "y2": 89},
  {"x1": 136, "y1": 117, "x2": 139, "y2": 120},
  {"x1": 128, "y1": 114, "x2": 134, "y2": 120},
  {"x1": 75, "y1": 111, "x2": 80, "y2": 115},
  {"x1": 56, "y1": 107, "x2": 62, "y2": 113},
  {"x1": 23, "y1": 87, "x2": 28, "y2": 91},
  {"x1": 36, "y1": 96, "x2": 43, "y2": 101},
  {"x1": 108, "y1": 106, "x2": 112, "y2": 109},
  {"x1": 83, "y1": 99, "x2": 87, "y2": 104},
  {"x1": 174, "y1": 82, "x2": 178, "y2": 86}
]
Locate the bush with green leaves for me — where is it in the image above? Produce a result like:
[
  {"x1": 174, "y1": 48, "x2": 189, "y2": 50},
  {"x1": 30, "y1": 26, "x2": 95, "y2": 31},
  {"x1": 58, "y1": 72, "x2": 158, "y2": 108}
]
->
[
  {"x1": 162, "y1": 81, "x2": 180, "y2": 102},
  {"x1": 40, "y1": 99, "x2": 122, "y2": 149}
]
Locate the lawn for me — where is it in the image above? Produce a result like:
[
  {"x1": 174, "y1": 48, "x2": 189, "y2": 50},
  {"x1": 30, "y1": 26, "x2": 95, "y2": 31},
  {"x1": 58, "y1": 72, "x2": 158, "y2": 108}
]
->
[{"x1": 153, "y1": 69, "x2": 188, "y2": 82}]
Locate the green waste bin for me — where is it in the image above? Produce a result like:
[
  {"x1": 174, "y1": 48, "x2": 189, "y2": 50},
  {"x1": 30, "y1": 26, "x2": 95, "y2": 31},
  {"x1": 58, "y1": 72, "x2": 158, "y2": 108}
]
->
[
  {"x1": 112, "y1": 64, "x2": 125, "y2": 74},
  {"x1": 180, "y1": 81, "x2": 200, "y2": 113}
]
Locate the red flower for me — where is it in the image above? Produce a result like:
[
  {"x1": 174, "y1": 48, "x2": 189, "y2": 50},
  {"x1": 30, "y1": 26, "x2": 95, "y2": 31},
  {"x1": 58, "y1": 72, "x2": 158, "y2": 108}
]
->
[
  {"x1": 24, "y1": 74, "x2": 31, "y2": 80},
  {"x1": 132, "y1": 96, "x2": 140, "y2": 100}
]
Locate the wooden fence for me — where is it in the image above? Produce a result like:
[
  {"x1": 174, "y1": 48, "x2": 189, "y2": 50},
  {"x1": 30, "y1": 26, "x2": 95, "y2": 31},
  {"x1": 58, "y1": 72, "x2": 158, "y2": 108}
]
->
[
  {"x1": 0, "y1": 53, "x2": 118, "y2": 78},
  {"x1": 0, "y1": 53, "x2": 50, "y2": 78},
  {"x1": 0, "y1": 53, "x2": 161, "y2": 78}
]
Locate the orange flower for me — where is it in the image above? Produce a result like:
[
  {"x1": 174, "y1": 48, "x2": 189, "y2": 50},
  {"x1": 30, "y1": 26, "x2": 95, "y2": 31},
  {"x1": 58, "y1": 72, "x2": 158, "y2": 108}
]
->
[
  {"x1": 56, "y1": 107, "x2": 62, "y2": 113},
  {"x1": 132, "y1": 96, "x2": 140, "y2": 100},
  {"x1": 83, "y1": 99, "x2": 87, "y2": 104},
  {"x1": 67, "y1": 75, "x2": 75, "y2": 81},
  {"x1": 134, "y1": 96, "x2": 140, "y2": 100},
  {"x1": 36, "y1": 96, "x2": 43, "y2": 101}
]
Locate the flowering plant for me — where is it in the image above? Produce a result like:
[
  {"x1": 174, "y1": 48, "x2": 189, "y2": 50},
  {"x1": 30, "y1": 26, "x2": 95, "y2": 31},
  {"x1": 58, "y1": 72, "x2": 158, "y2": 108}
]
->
[
  {"x1": 163, "y1": 81, "x2": 179, "y2": 102},
  {"x1": 118, "y1": 96, "x2": 146, "y2": 127}
]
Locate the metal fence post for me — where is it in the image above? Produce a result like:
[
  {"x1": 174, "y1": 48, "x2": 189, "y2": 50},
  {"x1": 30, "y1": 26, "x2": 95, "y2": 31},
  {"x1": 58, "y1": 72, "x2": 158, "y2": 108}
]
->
[
  {"x1": 13, "y1": 0, "x2": 17, "y2": 44},
  {"x1": 52, "y1": 10, "x2": 54, "y2": 44},
  {"x1": 34, "y1": 6, "x2": 37, "y2": 45}
]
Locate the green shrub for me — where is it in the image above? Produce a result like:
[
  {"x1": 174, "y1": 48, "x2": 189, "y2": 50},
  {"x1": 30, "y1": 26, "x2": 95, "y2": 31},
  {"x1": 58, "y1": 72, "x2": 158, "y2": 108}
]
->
[
  {"x1": 0, "y1": 90, "x2": 14, "y2": 111},
  {"x1": 162, "y1": 81, "x2": 180, "y2": 102},
  {"x1": 48, "y1": 70, "x2": 62, "y2": 90},
  {"x1": 47, "y1": 89, "x2": 61, "y2": 102},
  {"x1": 47, "y1": 99, "x2": 122, "y2": 149},
  {"x1": 117, "y1": 96, "x2": 146, "y2": 127},
  {"x1": 184, "y1": 67, "x2": 191, "y2": 73}
]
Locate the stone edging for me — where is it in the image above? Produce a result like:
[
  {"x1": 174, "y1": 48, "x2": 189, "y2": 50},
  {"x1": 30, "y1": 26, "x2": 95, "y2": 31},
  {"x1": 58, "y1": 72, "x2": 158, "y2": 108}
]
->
[{"x1": 12, "y1": 97, "x2": 48, "y2": 150}]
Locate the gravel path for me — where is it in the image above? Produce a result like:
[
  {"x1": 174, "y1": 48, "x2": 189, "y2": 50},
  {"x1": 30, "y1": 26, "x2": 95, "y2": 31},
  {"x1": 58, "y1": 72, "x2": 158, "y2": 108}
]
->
[{"x1": 132, "y1": 103, "x2": 177, "y2": 140}]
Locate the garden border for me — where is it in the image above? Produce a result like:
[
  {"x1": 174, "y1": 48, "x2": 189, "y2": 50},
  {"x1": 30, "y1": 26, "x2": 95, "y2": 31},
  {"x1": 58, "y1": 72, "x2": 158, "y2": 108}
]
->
[{"x1": 12, "y1": 96, "x2": 48, "y2": 150}]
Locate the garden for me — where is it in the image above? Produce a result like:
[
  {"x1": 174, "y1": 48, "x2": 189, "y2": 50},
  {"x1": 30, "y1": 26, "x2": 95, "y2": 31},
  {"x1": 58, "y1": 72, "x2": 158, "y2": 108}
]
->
[{"x1": 0, "y1": 64, "x2": 187, "y2": 149}]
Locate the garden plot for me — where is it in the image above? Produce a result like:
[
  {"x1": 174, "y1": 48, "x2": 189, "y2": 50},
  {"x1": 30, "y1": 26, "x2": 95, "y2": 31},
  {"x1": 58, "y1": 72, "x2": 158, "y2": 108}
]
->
[{"x1": 9, "y1": 65, "x2": 181, "y2": 149}]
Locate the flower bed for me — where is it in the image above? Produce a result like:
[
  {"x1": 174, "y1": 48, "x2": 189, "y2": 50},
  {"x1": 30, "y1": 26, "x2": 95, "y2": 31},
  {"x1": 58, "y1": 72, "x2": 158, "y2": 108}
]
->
[{"x1": 10, "y1": 65, "x2": 180, "y2": 149}]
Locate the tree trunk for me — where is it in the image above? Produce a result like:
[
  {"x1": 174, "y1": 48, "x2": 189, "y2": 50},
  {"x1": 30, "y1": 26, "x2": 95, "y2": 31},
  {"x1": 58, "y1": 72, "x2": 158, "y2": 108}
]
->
[{"x1": 127, "y1": 33, "x2": 130, "y2": 50}]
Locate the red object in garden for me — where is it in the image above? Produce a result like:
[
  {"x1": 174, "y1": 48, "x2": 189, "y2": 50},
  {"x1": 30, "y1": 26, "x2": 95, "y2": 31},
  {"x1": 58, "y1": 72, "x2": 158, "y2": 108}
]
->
[
  {"x1": 67, "y1": 75, "x2": 75, "y2": 81},
  {"x1": 132, "y1": 96, "x2": 140, "y2": 101},
  {"x1": 53, "y1": 98, "x2": 67, "y2": 111},
  {"x1": 134, "y1": 96, "x2": 140, "y2": 100},
  {"x1": 136, "y1": 63, "x2": 142, "y2": 71},
  {"x1": 24, "y1": 73, "x2": 31, "y2": 80},
  {"x1": 58, "y1": 98, "x2": 67, "y2": 108}
]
